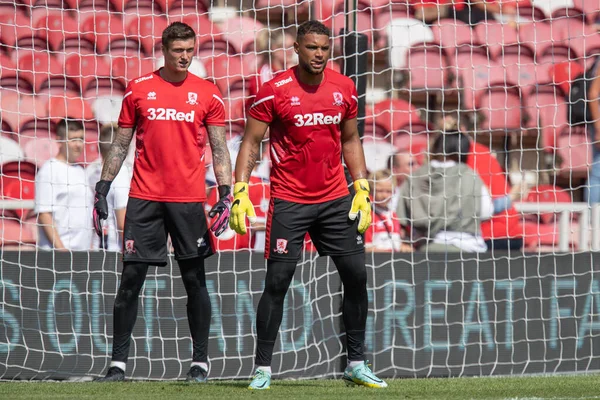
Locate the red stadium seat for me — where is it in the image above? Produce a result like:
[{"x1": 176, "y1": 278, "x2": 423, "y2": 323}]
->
[
  {"x1": 474, "y1": 20, "x2": 519, "y2": 61},
  {"x1": 17, "y1": 51, "x2": 65, "y2": 94},
  {"x1": 166, "y1": 0, "x2": 209, "y2": 16},
  {"x1": 175, "y1": 14, "x2": 231, "y2": 56},
  {"x1": 458, "y1": 59, "x2": 500, "y2": 111},
  {"x1": 573, "y1": 0, "x2": 600, "y2": 23},
  {"x1": 0, "y1": 55, "x2": 32, "y2": 94},
  {"x1": 431, "y1": 19, "x2": 476, "y2": 61},
  {"x1": 405, "y1": 44, "x2": 450, "y2": 90},
  {"x1": 64, "y1": 53, "x2": 113, "y2": 96},
  {"x1": 35, "y1": 14, "x2": 89, "y2": 53},
  {"x1": 1, "y1": 176, "x2": 35, "y2": 221},
  {"x1": 219, "y1": 16, "x2": 266, "y2": 54},
  {"x1": 518, "y1": 22, "x2": 573, "y2": 63},
  {"x1": 72, "y1": 0, "x2": 116, "y2": 12},
  {"x1": 79, "y1": 12, "x2": 127, "y2": 54},
  {"x1": 126, "y1": 15, "x2": 169, "y2": 56},
  {"x1": 372, "y1": 98, "x2": 422, "y2": 135},
  {"x1": 0, "y1": 218, "x2": 36, "y2": 246},
  {"x1": 476, "y1": 86, "x2": 523, "y2": 132},
  {"x1": 555, "y1": 125, "x2": 592, "y2": 178},
  {"x1": 111, "y1": 56, "x2": 154, "y2": 86},
  {"x1": 0, "y1": 13, "x2": 35, "y2": 48},
  {"x1": 0, "y1": 93, "x2": 48, "y2": 135},
  {"x1": 524, "y1": 85, "x2": 568, "y2": 149},
  {"x1": 46, "y1": 96, "x2": 94, "y2": 123},
  {"x1": 524, "y1": 184, "x2": 573, "y2": 224}
]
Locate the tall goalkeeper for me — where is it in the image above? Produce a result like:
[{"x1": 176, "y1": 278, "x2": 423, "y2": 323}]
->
[{"x1": 230, "y1": 20, "x2": 387, "y2": 390}]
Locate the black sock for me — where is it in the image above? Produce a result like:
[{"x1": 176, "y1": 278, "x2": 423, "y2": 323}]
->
[
  {"x1": 179, "y1": 257, "x2": 211, "y2": 363},
  {"x1": 111, "y1": 262, "x2": 149, "y2": 363},
  {"x1": 255, "y1": 260, "x2": 297, "y2": 366},
  {"x1": 332, "y1": 255, "x2": 368, "y2": 362}
]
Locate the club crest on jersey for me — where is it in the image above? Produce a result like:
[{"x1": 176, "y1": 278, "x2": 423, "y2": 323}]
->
[
  {"x1": 125, "y1": 240, "x2": 136, "y2": 254},
  {"x1": 147, "y1": 91, "x2": 156, "y2": 100},
  {"x1": 333, "y1": 92, "x2": 344, "y2": 106},
  {"x1": 186, "y1": 92, "x2": 198, "y2": 105},
  {"x1": 290, "y1": 96, "x2": 300, "y2": 106},
  {"x1": 274, "y1": 238, "x2": 288, "y2": 254}
]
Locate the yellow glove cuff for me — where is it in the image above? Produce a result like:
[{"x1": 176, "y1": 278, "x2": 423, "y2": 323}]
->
[
  {"x1": 233, "y1": 182, "x2": 249, "y2": 196},
  {"x1": 353, "y1": 179, "x2": 370, "y2": 194}
]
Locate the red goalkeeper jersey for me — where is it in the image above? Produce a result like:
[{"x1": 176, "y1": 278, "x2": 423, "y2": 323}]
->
[
  {"x1": 248, "y1": 66, "x2": 358, "y2": 204},
  {"x1": 118, "y1": 69, "x2": 225, "y2": 202}
]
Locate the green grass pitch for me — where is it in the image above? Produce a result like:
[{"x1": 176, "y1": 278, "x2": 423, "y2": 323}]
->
[{"x1": 2, "y1": 374, "x2": 600, "y2": 399}]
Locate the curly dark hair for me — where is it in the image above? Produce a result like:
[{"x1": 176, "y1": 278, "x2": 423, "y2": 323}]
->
[{"x1": 297, "y1": 20, "x2": 330, "y2": 41}]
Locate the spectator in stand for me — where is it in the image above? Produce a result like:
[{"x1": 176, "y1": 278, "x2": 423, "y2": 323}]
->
[
  {"x1": 453, "y1": 0, "x2": 530, "y2": 25},
  {"x1": 396, "y1": 130, "x2": 494, "y2": 252},
  {"x1": 35, "y1": 119, "x2": 93, "y2": 250},
  {"x1": 87, "y1": 123, "x2": 131, "y2": 251},
  {"x1": 365, "y1": 169, "x2": 412, "y2": 252},
  {"x1": 389, "y1": 152, "x2": 414, "y2": 211},
  {"x1": 247, "y1": 29, "x2": 296, "y2": 105}
]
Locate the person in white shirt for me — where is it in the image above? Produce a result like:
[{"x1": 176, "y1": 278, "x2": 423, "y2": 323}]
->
[
  {"x1": 35, "y1": 119, "x2": 93, "y2": 250},
  {"x1": 87, "y1": 123, "x2": 130, "y2": 251}
]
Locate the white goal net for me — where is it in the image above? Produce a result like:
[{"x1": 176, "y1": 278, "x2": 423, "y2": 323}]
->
[{"x1": 1, "y1": 0, "x2": 600, "y2": 381}]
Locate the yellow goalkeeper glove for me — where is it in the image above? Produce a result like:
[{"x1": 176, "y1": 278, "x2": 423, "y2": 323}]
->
[
  {"x1": 229, "y1": 182, "x2": 257, "y2": 235},
  {"x1": 348, "y1": 179, "x2": 372, "y2": 234}
]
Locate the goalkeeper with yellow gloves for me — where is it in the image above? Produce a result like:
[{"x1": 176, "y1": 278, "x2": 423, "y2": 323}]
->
[{"x1": 230, "y1": 20, "x2": 387, "y2": 390}]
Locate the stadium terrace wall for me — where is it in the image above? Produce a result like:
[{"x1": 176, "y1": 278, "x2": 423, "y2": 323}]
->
[{"x1": 1, "y1": 251, "x2": 599, "y2": 380}]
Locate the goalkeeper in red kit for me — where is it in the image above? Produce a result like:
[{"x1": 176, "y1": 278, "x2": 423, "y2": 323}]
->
[
  {"x1": 230, "y1": 20, "x2": 387, "y2": 390},
  {"x1": 92, "y1": 23, "x2": 232, "y2": 382}
]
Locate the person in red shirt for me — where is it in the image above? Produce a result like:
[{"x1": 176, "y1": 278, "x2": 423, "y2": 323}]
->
[
  {"x1": 229, "y1": 20, "x2": 387, "y2": 390},
  {"x1": 466, "y1": 141, "x2": 526, "y2": 250},
  {"x1": 92, "y1": 22, "x2": 233, "y2": 383}
]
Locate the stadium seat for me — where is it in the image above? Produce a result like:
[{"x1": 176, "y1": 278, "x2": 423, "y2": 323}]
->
[
  {"x1": 0, "y1": 218, "x2": 36, "y2": 246},
  {"x1": 372, "y1": 98, "x2": 423, "y2": 135},
  {"x1": 218, "y1": 16, "x2": 266, "y2": 54},
  {"x1": 0, "y1": 13, "x2": 39, "y2": 50},
  {"x1": 364, "y1": 112, "x2": 391, "y2": 141},
  {"x1": 330, "y1": 8, "x2": 375, "y2": 49},
  {"x1": 34, "y1": 13, "x2": 90, "y2": 53},
  {"x1": 165, "y1": 0, "x2": 209, "y2": 16},
  {"x1": 557, "y1": 19, "x2": 600, "y2": 59},
  {"x1": 64, "y1": 53, "x2": 114, "y2": 97},
  {"x1": 72, "y1": 0, "x2": 117, "y2": 12},
  {"x1": 474, "y1": 20, "x2": 519, "y2": 61},
  {"x1": 524, "y1": 84, "x2": 568, "y2": 149},
  {"x1": 430, "y1": 19, "x2": 475, "y2": 60},
  {"x1": 46, "y1": 96, "x2": 94, "y2": 123},
  {"x1": 458, "y1": 60, "x2": 501, "y2": 111},
  {"x1": 524, "y1": 183, "x2": 573, "y2": 224},
  {"x1": 22, "y1": 137, "x2": 60, "y2": 167},
  {"x1": 0, "y1": 137, "x2": 24, "y2": 165},
  {"x1": 17, "y1": 51, "x2": 66, "y2": 94},
  {"x1": 79, "y1": 12, "x2": 128, "y2": 54},
  {"x1": 111, "y1": 56, "x2": 154, "y2": 86},
  {"x1": 555, "y1": 125, "x2": 592, "y2": 178},
  {"x1": 0, "y1": 54, "x2": 33, "y2": 93},
  {"x1": 126, "y1": 15, "x2": 169, "y2": 56},
  {"x1": 203, "y1": 53, "x2": 246, "y2": 93},
  {"x1": 476, "y1": 86, "x2": 523, "y2": 132},
  {"x1": 1, "y1": 176, "x2": 35, "y2": 221},
  {"x1": 169, "y1": 14, "x2": 231, "y2": 56},
  {"x1": 518, "y1": 21, "x2": 573, "y2": 64},
  {"x1": 573, "y1": 0, "x2": 600, "y2": 22},
  {"x1": 404, "y1": 44, "x2": 450, "y2": 91},
  {"x1": 387, "y1": 18, "x2": 434, "y2": 70},
  {"x1": 0, "y1": 93, "x2": 48, "y2": 135}
]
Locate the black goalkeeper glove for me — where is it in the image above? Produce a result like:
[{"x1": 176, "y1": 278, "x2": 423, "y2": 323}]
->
[{"x1": 93, "y1": 180, "x2": 111, "y2": 238}]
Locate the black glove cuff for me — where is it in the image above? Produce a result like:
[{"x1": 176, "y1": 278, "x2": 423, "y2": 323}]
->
[
  {"x1": 218, "y1": 185, "x2": 231, "y2": 199},
  {"x1": 95, "y1": 180, "x2": 112, "y2": 197}
]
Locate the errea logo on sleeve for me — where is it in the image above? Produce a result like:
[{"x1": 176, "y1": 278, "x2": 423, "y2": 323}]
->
[{"x1": 147, "y1": 108, "x2": 195, "y2": 121}]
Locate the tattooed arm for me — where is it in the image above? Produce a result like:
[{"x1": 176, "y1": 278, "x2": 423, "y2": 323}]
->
[
  {"x1": 235, "y1": 116, "x2": 269, "y2": 183},
  {"x1": 207, "y1": 125, "x2": 232, "y2": 187},
  {"x1": 100, "y1": 127, "x2": 134, "y2": 182}
]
